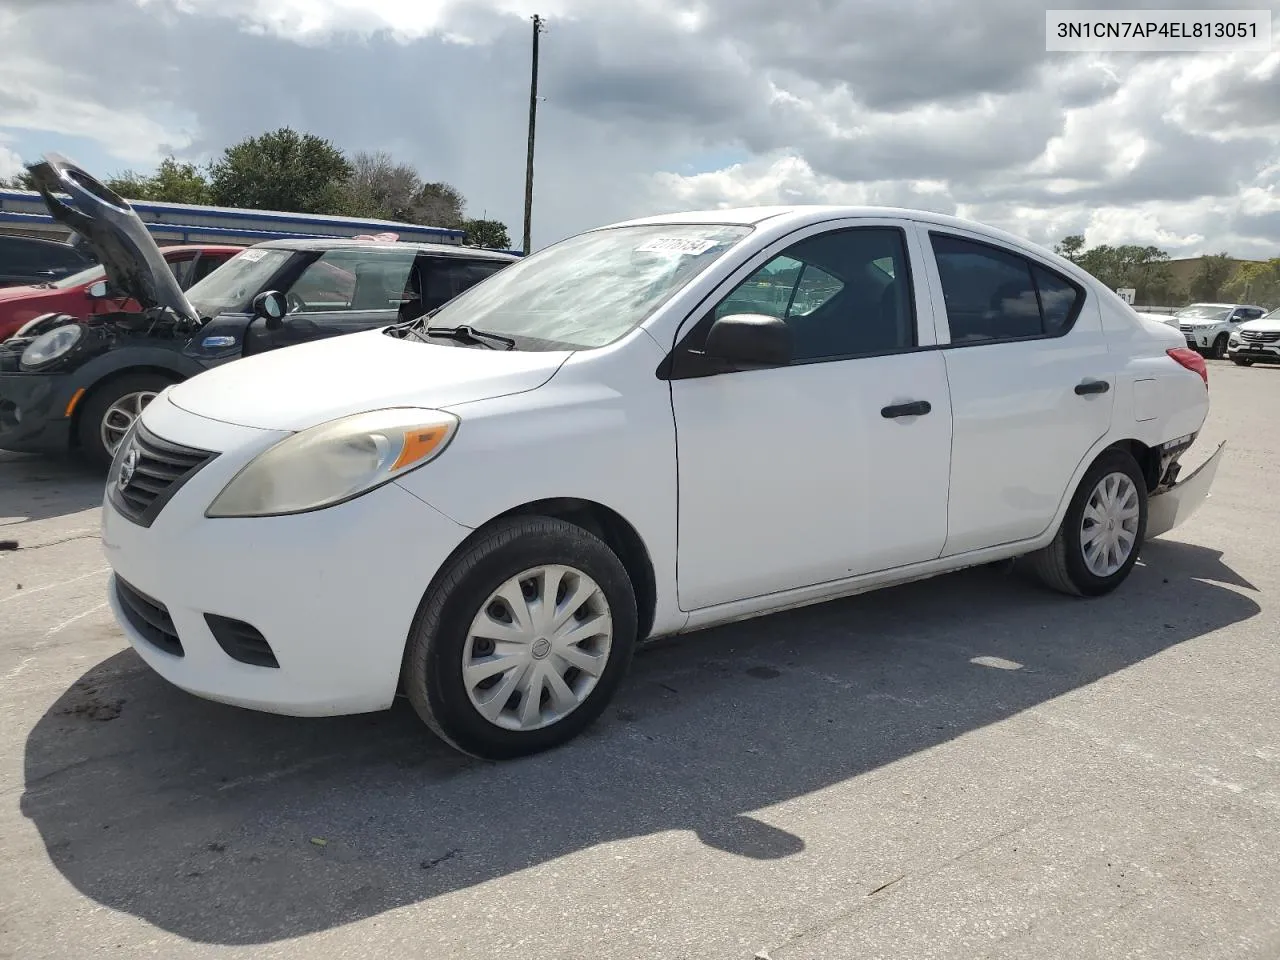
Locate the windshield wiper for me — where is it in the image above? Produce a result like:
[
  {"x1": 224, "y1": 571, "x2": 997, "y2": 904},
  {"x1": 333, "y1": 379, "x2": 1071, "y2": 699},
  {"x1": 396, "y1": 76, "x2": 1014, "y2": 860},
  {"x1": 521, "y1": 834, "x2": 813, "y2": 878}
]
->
[{"x1": 421, "y1": 324, "x2": 516, "y2": 350}]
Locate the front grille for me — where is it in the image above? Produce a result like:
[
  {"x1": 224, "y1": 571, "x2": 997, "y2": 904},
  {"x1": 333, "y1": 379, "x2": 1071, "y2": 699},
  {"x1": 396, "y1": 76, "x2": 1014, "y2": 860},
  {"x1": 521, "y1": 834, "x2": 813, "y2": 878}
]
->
[
  {"x1": 1240, "y1": 329, "x2": 1280, "y2": 343},
  {"x1": 115, "y1": 577, "x2": 183, "y2": 657},
  {"x1": 108, "y1": 423, "x2": 217, "y2": 528},
  {"x1": 205, "y1": 614, "x2": 279, "y2": 668},
  {"x1": 1179, "y1": 324, "x2": 1194, "y2": 333}
]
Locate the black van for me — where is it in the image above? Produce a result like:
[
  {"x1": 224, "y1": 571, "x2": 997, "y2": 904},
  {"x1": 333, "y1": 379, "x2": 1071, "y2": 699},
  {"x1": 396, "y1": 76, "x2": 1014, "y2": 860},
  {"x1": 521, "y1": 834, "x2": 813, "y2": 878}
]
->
[{"x1": 0, "y1": 154, "x2": 516, "y2": 467}]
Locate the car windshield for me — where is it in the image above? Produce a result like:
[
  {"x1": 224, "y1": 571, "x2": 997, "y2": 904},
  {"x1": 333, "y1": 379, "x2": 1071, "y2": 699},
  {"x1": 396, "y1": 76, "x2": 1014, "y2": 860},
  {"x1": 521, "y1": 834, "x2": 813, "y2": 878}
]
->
[
  {"x1": 49, "y1": 264, "x2": 106, "y2": 289},
  {"x1": 1175, "y1": 305, "x2": 1231, "y2": 321},
  {"x1": 424, "y1": 223, "x2": 753, "y2": 348},
  {"x1": 185, "y1": 248, "x2": 294, "y2": 318}
]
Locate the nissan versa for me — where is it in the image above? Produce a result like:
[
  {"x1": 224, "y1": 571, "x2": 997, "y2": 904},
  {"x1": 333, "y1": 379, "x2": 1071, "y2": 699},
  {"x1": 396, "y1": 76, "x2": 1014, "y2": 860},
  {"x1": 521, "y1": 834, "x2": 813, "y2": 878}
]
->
[{"x1": 100, "y1": 205, "x2": 1223, "y2": 760}]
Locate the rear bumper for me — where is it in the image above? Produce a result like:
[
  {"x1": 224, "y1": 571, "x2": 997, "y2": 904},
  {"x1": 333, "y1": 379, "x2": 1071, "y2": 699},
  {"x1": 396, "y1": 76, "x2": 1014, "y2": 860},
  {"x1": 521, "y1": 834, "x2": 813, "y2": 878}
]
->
[
  {"x1": 1147, "y1": 441, "x2": 1225, "y2": 539},
  {"x1": 0, "y1": 371, "x2": 75, "y2": 453}
]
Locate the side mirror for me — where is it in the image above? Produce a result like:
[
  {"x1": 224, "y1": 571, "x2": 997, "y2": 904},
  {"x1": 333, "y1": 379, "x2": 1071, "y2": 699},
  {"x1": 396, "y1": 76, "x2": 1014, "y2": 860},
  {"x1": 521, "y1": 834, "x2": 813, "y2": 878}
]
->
[
  {"x1": 252, "y1": 290, "x2": 288, "y2": 330},
  {"x1": 86, "y1": 280, "x2": 108, "y2": 299},
  {"x1": 703, "y1": 313, "x2": 792, "y2": 369}
]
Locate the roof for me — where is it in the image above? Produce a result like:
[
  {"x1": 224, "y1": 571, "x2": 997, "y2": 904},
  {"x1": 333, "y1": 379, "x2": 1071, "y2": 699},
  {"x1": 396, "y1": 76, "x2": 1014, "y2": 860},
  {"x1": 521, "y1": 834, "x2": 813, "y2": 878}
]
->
[
  {"x1": 251, "y1": 237, "x2": 518, "y2": 260},
  {"x1": 602, "y1": 203, "x2": 1077, "y2": 271},
  {"x1": 156, "y1": 243, "x2": 245, "y2": 255}
]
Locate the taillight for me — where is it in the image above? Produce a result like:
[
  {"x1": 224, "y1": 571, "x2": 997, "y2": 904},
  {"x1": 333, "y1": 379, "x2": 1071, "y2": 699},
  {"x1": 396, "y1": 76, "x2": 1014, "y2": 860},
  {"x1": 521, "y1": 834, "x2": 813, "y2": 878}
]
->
[{"x1": 1168, "y1": 347, "x2": 1208, "y2": 387}]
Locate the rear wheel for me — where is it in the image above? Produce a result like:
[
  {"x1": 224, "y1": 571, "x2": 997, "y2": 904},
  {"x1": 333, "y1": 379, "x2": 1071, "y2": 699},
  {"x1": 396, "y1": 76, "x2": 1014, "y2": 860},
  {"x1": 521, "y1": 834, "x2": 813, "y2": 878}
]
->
[
  {"x1": 1211, "y1": 333, "x2": 1228, "y2": 359},
  {"x1": 77, "y1": 372, "x2": 173, "y2": 469},
  {"x1": 403, "y1": 516, "x2": 637, "y2": 760},
  {"x1": 1030, "y1": 449, "x2": 1148, "y2": 597}
]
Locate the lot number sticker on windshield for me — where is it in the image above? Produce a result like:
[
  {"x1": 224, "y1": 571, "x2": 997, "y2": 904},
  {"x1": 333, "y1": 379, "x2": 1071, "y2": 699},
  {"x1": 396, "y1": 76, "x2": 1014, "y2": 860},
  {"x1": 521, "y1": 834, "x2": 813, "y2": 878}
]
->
[
  {"x1": 239, "y1": 249, "x2": 267, "y2": 262},
  {"x1": 635, "y1": 237, "x2": 720, "y2": 256}
]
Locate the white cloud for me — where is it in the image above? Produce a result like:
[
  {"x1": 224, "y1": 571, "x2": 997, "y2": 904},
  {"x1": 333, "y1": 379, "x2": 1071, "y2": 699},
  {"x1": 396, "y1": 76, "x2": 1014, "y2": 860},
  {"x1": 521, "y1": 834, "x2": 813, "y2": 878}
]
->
[
  {"x1": 1, "y1": 0, "x2": 1278, "y2": 257},
  {"x1": 0, "y1": 143, "x2": 23, "y2": 180}
]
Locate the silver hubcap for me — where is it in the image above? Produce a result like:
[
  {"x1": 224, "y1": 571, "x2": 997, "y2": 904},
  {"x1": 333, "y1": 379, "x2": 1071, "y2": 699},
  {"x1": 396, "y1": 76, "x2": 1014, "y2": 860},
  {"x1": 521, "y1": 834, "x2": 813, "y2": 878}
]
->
[
  {"x1": 101, "y1": 391, "x2": 157, "y2": 456},
  {"x1": 463, "y1": 565, "x2": 613, "y2": 732},
  {"x1": 1081, "y1": 471, "x2": 1140, "y2": 577}
]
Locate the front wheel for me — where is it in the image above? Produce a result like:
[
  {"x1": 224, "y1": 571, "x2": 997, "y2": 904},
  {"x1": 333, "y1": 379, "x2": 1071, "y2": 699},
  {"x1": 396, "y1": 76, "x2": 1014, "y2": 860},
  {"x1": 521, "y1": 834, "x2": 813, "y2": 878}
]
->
[
  {"x1": 403, "y1": 516, "x2": 638, "y2": 760},
  {"x1": 77, "y1": 372, "x2": 174, "y2": 469},
  {"x1": 1211, "y1": 333, "x2": 1229, "y2": 359},
  {"x1": 1030, "y1": 449, "x2": 1148, "y2": 597}
]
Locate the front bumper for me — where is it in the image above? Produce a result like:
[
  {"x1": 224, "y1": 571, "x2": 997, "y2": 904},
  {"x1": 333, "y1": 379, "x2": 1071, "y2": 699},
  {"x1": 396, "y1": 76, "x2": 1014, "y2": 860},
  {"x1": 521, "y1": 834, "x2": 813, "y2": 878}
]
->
[
  {"x1": 0, "y1": 370, "x2": 76, "y2": 453},
  {"x1": 1227, "y1": 340, "x2": 1280, "y2": 362},
  {"x1": 1147, "y1": 441, "x2": 1225, "y2": 539},
  {"x1": 101, "y1": 395, "x2": 474, "y2": 717}
]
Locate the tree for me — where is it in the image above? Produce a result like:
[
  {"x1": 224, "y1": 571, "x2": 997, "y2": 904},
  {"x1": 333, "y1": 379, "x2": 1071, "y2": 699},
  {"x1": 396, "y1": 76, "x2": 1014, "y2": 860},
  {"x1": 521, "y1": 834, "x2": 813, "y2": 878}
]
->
[
  {"x1": 105, "y1": 157, "x2": 212, "y2": 205},
  {"x1": 1054, "y1": 235, "x2": 1085, "y2": 262},
  {"x1": 413, "y1": 181, "x2": 466, "y2": 228},
  {"x1": 1064, "y1": 238, "x2": 1180, "y2": 305},
  {"x1": 338, "y1": 152, "x2": 466, "y2": 227},
  {"x1": 0, "y1": 170, "x2": 35, "y2": 190},
  {"x1": 209, "y1": 127, "x2": 352, "y2": 214},
  {"x1": 1189, "y1": 253, "x2": 1235, "y2": 303},
  {"x1": 462, "y1": 218, "x2": 511, "y2": 250},
  {"x1": 1223, "y1": 259, "x2": 1280, "y2": 309}
]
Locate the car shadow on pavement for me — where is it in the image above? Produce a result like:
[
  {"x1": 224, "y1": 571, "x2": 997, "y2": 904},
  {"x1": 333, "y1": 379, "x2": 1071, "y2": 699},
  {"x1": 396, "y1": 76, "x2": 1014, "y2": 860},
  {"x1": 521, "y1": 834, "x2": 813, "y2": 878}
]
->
[
  {"x1": 20, "y1": 537, "x2": 1259, "y2": 945},
  {"x1": 0, "y1": 452, "x2": 104, "y2": 526}
]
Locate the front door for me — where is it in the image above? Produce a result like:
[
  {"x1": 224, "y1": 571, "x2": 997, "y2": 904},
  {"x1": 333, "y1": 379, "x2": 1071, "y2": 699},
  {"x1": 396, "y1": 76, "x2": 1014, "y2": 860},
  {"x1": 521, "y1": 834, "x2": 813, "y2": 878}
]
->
[
  {"x1": 242, "y1": 247, "x2": 417, "y2": 354},
  {"x1": 667, "y1": 222, "x2": 954, "y2": 611},
  {"x1": 922, "y1": 229, "x2": 1114, "y2": 556}
]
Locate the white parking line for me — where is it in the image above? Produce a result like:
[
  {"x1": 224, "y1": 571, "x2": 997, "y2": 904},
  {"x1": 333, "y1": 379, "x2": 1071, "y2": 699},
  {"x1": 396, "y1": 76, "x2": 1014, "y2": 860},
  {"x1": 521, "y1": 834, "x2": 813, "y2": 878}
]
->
[
  {"x1": 41, "y1": 601, "x2": 110, "y2": 640},
  {"x1": 0, "y1": 566, "x2": 110, "y2": 605}
]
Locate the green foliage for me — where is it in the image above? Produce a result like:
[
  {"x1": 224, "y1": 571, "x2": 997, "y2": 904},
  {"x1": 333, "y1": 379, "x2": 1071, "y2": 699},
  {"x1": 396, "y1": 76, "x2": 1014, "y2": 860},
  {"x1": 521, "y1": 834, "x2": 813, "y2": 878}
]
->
[
  {"x1": 1056, "y1": 237, "x2": 1181, "y2": 304},
  {"x1": 1189, "y1": 253, "x2": 1235, "y2": 303},
  {"x1": 0, "y1": 170, "x2": 36, "y2": 190},
  {"x1": 208, "y1": 127, "x2": 353, "y2": 214},
  {"x1": 337, "y1": 151, "x2": 467, "y2": 227},
  {"x1": 1223, "y1": 259, "x2": 1280, "y2": 309},
  {"x1": 461, "y1": 218, "x2": 512, "y2": 250}
]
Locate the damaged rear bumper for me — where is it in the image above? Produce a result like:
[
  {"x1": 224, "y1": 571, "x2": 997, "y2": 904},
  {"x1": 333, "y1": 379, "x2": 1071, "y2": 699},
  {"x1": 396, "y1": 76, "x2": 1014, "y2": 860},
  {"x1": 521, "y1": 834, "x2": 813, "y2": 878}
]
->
[{"x1": 1146, "y1": 441, "x2": 1225, "y2": 539}]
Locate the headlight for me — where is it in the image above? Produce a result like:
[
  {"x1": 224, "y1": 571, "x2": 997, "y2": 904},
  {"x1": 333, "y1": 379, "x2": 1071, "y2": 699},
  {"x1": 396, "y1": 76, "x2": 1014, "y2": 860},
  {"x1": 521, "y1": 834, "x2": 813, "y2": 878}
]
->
[
  {"x1": 20, "y1": 323, "x2": 84, "y2": 371},
  {"x1": 206, "y1": 408, "x2": 459, "y2": 518}
]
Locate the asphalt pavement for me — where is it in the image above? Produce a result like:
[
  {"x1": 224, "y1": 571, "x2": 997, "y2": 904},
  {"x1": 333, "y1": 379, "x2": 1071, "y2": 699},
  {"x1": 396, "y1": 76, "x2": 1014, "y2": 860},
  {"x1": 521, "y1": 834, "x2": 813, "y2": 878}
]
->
[{"x1": 1, "y1": 361, "x2": 1277, "y2": 959}]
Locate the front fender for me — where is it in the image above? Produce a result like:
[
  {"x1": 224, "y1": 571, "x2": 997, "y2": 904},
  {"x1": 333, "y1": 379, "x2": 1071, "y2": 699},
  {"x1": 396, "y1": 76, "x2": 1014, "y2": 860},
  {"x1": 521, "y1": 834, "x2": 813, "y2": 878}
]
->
[{"x1": 67, "y1": 343, "x2": 210, "y2": 395}]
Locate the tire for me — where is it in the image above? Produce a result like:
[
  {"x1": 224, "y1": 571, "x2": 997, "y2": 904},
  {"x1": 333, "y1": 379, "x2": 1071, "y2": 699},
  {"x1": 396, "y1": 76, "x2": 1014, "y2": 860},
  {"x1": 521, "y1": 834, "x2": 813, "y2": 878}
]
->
[
  {"x1": 1232, "y1": 357, "x2": 1254, "y2": 367},
  {"x1": 1030, "y1": 448, "x2": 1148, "y2": 598},
  {"x1": 76, "y1": 372, "x2": 174, "y2": 469},
  {"x1": 403, "y1": 516, "x2": 638, "y2": 760},
  {"x1": 1211, "y1": 333, "x2": 1228, "y2": 359}
]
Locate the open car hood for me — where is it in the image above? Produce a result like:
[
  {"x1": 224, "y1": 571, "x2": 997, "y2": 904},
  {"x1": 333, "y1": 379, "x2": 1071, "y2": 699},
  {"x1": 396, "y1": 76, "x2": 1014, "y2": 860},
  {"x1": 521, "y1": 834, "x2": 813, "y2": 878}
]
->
[{"x1": 26, "y1": 153, "x2": 199, "y2": 325}]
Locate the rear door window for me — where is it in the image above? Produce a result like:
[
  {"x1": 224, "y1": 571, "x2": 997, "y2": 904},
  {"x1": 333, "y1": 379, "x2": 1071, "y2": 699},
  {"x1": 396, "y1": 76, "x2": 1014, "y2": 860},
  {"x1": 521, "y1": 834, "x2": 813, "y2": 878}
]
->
[
  {"x1": 419, "y1": 257, "x2": 510, "y2": 311},
  {"x1": 930, "y1": 233, "x2": 1084, "y2": 343}
]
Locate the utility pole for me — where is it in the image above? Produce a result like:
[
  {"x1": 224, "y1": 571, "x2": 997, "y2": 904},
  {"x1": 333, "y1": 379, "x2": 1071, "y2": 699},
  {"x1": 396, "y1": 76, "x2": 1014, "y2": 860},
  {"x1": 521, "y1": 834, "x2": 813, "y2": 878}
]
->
[{"x1": 522, "y1": 14, "x2": 545, "y2": 257}]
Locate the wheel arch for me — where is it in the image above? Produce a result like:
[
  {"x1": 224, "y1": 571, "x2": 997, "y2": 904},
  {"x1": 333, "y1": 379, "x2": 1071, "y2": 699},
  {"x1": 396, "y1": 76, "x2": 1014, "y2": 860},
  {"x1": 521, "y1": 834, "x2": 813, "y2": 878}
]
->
[
  {"x1": 440, "y1": 497, "x2": 658, "y2": 642},
  {"x1": 69, "y1": 365, "x2": 186, "y2": 448}
]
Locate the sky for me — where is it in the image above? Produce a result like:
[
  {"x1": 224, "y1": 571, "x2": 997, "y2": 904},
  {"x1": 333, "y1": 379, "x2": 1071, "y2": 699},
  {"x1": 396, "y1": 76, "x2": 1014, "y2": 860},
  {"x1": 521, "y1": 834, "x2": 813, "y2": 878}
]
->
[{"x1": 0, "y1": 0, "x2": 1278, "y2": 257}]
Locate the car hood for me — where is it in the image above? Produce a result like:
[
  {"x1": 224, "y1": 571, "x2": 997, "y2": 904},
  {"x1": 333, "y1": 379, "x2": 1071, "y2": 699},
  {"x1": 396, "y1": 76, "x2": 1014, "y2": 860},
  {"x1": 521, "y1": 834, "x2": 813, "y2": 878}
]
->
[
  {"x1": 166, "y1": 329, "x2": 573, "y2": 432},
  {"x1": 1239, "y1": 315, "x2": 1280, "y2": 333},
  {"x1": 25, "y1": 153, "x2": 198, "y2": 325}
]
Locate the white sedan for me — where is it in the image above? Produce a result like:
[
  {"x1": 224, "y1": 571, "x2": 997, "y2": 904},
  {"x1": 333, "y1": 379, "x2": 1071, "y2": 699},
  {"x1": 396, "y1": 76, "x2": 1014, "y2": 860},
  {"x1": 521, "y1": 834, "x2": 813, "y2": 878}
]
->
[{"x1": 100, "y1": 205, "x2": 1224, "y2": 759}]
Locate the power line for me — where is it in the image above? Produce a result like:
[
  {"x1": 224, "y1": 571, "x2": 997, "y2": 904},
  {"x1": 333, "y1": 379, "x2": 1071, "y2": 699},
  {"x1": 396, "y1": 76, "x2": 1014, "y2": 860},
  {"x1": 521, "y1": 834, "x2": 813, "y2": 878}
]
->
[{"x1": 522, "y1": 13, "x2": 546, "y2": 257}]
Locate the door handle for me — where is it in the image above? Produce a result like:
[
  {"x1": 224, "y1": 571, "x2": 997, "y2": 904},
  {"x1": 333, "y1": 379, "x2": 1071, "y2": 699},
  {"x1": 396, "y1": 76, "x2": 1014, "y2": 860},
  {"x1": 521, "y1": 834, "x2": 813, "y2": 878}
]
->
[
  {"x1": 1074, "y1": 379, "x2": 1110, "y2": 396},
  {"x1": 881, "y1": 400, "x2": 932, "y2": 419}
]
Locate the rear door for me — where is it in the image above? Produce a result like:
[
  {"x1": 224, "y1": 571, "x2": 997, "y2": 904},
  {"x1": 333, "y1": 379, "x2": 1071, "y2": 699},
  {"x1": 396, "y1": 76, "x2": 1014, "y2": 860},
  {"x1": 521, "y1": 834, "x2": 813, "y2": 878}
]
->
[
  {"x1": 920, "y1": 227, "x2": 1113, "y2": 556},
  {"x1": 418, "y1": 256, "x2": 510, "y2": 314},
  {"x1": 244, "y1": 247, "x2": 418, "y2": 353}
]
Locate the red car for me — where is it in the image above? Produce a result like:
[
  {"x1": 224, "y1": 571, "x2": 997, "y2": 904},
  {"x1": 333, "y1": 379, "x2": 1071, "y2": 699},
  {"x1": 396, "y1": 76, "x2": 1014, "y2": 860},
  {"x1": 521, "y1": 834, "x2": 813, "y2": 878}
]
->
[{"x1": 0, "y1": 243, "x2": 241, "y2": 341}]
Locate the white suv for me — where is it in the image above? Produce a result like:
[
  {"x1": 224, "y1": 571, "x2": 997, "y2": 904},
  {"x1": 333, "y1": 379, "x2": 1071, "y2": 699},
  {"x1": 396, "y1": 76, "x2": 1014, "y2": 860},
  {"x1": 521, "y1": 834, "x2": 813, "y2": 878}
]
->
[
  {"x1": 1228, "y1": 307, "x2": 1280, "y2": 366},
  {"x1": 1175, "y1": 302, "x2": 1268, "y2": 358}
]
